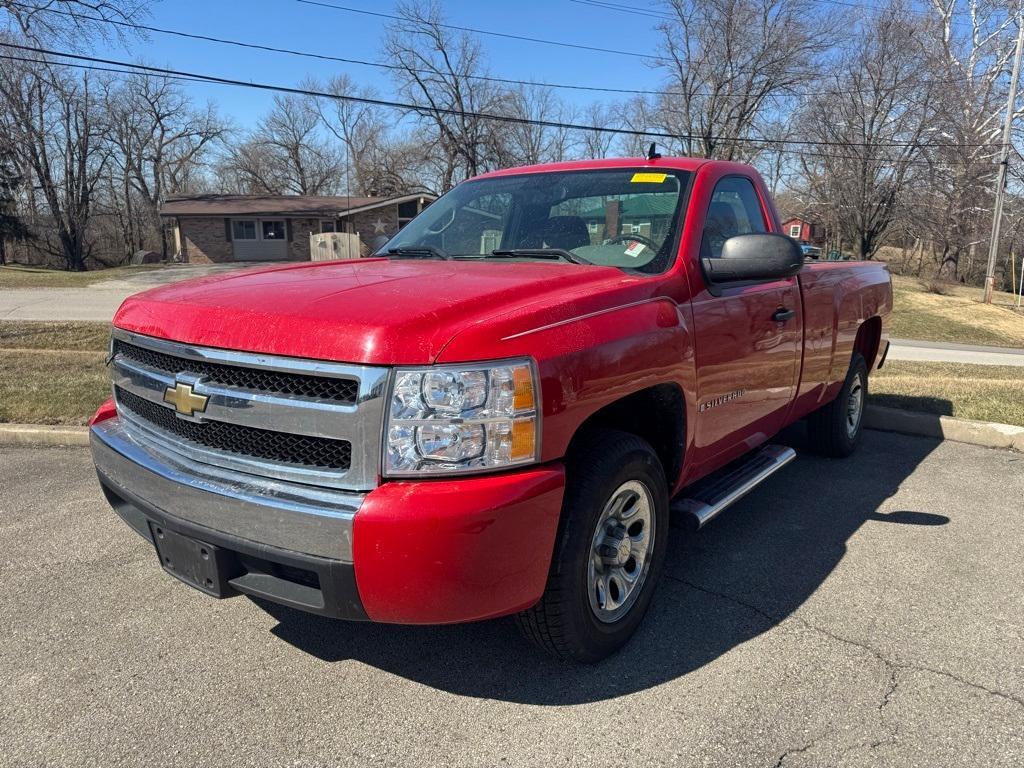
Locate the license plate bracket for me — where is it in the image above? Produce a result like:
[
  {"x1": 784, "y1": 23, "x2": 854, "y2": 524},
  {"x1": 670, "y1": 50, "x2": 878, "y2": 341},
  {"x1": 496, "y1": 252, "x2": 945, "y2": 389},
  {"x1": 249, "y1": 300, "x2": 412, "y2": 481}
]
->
[{"x1": 148, "y1": 523, "x2": 235, "y2": 597}]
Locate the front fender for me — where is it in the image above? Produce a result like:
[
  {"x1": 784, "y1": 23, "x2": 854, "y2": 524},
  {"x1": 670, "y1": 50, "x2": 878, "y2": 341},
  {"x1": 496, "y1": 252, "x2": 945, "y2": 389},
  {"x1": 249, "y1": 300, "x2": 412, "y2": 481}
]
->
[{"x1": 437, "y1": 294, "x2": 696, "y2": 463}]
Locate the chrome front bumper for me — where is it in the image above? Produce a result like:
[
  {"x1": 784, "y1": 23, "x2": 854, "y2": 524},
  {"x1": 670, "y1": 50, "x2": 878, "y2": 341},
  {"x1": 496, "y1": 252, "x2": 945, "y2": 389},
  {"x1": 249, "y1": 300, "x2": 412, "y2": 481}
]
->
[{"x1": 91, "y1": 417, "x2": 364, "y2": 561}]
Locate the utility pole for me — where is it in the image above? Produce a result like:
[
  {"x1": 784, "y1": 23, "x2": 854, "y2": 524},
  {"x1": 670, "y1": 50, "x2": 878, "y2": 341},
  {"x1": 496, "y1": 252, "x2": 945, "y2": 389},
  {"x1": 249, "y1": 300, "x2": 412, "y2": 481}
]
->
[{"x1": 984, "y1": 7, "x2": 1024, "y2": 303}]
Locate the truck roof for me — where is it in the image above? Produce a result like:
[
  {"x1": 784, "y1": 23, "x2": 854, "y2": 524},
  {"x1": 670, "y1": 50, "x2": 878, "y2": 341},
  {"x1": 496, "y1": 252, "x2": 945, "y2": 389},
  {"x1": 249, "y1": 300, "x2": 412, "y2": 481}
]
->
[{"x1": 470, "y1": 156, "x2": 753, "y2": 181}]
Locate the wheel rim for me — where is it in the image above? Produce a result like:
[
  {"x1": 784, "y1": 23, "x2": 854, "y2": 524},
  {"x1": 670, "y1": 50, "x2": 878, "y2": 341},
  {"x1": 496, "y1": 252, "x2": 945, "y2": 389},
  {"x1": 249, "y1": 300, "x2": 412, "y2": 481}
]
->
[
  {"x1": 846, "y1": 372, "x2": 864, "y2": 439},
  {"x1": 587, "y1": 480, "x2": 656, "y2": 624}
]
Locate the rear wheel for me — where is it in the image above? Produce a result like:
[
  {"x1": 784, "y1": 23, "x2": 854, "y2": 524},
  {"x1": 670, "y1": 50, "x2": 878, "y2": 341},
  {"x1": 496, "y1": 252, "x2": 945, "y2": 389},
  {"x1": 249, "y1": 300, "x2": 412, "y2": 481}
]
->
[
  {"x1": 515, "y1": 430, "x2": 669, "y2": 662},
  {"x1": 807, "y1": 352, "x2": 867, "y2": 457}
]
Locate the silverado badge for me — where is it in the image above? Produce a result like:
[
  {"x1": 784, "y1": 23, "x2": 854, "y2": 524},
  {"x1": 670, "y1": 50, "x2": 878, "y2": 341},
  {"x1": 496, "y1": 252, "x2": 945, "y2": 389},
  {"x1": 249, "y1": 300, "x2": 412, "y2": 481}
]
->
[{"x1": 163, "y1": 381, "x2": 209, "y2": 417}]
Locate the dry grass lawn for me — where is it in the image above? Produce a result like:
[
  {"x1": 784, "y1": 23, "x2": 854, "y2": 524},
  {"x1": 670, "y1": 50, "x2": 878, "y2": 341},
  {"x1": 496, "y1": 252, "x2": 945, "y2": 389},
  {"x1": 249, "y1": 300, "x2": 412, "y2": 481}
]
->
[
  {"x1": 889, "y1": 275, "x2": 1024, "y2": 348},
  {"x1": 0, "y1": 349, "x2": 109, "y2": 425},
  {"x1": 0, "y1": 264, "x2": 160, "y2": 288},
  {"x1": 0, "y1": 321, "x2": 111, "y2": 425},
  {"x1": 871, "y1": 360, "x2": 1024, "y2": 427},
  {"x1": 0, "y1": 320, "x2": 110, "y2": 351}
]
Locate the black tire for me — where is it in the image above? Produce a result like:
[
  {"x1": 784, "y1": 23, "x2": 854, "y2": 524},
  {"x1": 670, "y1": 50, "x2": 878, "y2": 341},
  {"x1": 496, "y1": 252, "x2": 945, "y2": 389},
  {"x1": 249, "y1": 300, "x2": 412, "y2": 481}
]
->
[
  {"x1": 807, "y1": 352, "x2": 868, "y2": 458},
  {"x1": 515, "y1": 429, "x2": 669, "y2": 663}
]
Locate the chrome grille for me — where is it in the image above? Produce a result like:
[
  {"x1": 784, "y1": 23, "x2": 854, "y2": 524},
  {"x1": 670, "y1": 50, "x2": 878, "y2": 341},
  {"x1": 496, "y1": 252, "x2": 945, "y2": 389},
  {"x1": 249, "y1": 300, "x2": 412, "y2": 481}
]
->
[
  {"x1": 116, "y1": 387, "x2": 352, "y2": 470},
  {"x1": 113, "y1": 339, "x2": 358, "y2": 403},
  {"x1": 109, "y1": 329, "x2": 389, "y2": 491}
]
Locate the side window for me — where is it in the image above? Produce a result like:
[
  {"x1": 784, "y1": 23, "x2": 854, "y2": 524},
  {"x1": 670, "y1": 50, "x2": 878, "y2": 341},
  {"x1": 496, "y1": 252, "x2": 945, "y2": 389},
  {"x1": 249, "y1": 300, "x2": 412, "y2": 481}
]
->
[{"x1": 702, "y1": 177, "x2": 767, "y2": 259}]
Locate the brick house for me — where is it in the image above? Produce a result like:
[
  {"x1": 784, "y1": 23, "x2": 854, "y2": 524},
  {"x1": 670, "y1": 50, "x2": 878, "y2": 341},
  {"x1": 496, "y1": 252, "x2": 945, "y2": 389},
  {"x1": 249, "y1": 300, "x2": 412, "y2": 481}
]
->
[{"x1": 161, "y1": 193, "x2": 435, "y2": 264}]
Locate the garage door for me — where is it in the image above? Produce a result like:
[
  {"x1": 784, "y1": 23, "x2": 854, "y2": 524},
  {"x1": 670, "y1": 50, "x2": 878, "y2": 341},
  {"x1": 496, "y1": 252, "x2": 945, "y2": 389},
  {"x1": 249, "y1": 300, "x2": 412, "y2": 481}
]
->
[{"x1": 230, "y1": 219, "x2": 289, "y2": 261}]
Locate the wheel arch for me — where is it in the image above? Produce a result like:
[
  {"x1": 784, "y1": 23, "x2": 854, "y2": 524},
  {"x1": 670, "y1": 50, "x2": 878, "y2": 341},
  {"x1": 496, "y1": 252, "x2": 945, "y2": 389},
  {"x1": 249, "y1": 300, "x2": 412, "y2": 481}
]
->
[
  {"x1": 854, "y1": 315, "x2": 883, "y2": 372},
  {"x1": 565, "y1": 383, "x2": 687, "y2": 489}
]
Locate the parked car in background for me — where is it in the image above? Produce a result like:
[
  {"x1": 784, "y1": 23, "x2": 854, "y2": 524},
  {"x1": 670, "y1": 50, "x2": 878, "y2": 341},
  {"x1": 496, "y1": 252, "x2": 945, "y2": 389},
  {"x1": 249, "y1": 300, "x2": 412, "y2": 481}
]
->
[
  {"x1": 90, "y1": 157, "x2": 892, "y2": 662},
  {"x1": 800, "y1": 241, "x2": 823, "y2": 259}
]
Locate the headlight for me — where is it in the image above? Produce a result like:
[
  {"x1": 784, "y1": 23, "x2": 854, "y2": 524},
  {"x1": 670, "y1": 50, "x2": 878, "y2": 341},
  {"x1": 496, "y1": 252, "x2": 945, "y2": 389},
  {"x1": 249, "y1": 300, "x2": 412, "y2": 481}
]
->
[{"x1": 385, "y1": 359, "x2": 539, "y2": 476}]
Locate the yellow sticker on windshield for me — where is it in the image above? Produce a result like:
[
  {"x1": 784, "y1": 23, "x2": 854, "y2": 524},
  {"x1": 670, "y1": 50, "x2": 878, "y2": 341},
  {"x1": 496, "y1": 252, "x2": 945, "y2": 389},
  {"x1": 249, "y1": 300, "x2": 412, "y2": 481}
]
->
[{"x1": 631, "y1": 172, "x2": 668, "y2": 183}]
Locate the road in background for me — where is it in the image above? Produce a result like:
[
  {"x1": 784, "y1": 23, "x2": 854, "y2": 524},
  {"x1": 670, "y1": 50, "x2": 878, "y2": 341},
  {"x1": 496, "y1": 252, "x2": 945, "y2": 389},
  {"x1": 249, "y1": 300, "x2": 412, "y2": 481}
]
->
[
  {"x1": 888, "y1": 337, "x2": 1024, "y2": 367},
  {"x1": 0, "y1": 264, "x2": 261, "y2": 322},
  {"x1": 2, "y1": 430, "x2": 1022, "y2": 767}
]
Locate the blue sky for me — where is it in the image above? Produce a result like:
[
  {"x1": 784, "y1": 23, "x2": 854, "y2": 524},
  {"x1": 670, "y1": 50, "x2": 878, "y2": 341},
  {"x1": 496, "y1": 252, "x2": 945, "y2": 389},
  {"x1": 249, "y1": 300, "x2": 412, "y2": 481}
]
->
[{"x1": 94, "y1": 0, "x2": 668, "y2": 129}]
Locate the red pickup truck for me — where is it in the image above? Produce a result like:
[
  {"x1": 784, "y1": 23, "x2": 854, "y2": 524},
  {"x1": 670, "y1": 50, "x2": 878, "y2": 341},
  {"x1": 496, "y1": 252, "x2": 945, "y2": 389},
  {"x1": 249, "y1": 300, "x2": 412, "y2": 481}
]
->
[{"x1": 90, "y1": 157, "x2": 892, "y2": 661}]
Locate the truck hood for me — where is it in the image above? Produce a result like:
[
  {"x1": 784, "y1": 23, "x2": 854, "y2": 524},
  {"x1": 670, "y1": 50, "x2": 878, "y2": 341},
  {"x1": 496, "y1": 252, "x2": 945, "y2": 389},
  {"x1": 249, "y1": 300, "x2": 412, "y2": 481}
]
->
[{"x1": 113, "y1": 258, "x2": 634, "y2": 364}]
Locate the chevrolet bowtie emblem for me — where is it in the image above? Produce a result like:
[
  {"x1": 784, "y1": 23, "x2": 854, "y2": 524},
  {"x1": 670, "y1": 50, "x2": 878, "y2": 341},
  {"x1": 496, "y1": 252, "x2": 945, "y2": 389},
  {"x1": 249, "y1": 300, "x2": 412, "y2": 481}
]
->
[{"x1": 163, "y1": 382, "x2": 209, "y2": 417}]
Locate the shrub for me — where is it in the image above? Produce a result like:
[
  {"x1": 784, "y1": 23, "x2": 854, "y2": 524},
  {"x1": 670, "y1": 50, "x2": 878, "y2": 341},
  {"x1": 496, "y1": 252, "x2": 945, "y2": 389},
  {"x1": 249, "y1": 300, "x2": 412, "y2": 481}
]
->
[{"x1": 921, "y1": 276, "x2": 956, "y2": 295}]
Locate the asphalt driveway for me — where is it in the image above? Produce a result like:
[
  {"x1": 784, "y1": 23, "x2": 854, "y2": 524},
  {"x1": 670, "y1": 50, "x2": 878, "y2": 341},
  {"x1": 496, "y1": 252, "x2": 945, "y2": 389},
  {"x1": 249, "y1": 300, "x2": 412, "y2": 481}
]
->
[{"x1": 1, "y1": 429, "x2": 1022, "y2": 767}]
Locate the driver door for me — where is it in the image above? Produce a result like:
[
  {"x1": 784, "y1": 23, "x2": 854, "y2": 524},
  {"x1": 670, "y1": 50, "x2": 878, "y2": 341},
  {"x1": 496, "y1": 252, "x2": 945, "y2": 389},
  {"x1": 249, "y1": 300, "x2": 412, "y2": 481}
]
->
[{"x1": 690, "y1": 175, "x2": 802, "y2": 466}]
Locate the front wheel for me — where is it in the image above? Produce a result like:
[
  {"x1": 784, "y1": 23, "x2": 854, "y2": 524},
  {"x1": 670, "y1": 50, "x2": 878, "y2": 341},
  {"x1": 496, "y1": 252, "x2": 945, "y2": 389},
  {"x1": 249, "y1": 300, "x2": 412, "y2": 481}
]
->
[
  {"x1": 807, "y1": 352, "x2": 868, "y2": 457},
  {"x1": 515, "y1": 430, "x2": 669, "y2": 662}
]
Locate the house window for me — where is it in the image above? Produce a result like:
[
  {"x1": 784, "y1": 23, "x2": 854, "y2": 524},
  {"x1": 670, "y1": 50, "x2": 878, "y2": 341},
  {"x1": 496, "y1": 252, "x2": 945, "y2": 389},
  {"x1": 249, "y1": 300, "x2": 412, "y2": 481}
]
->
[
  {"x1": 789, "y1": 224, "x2": 802, "y2": 238},
  {"x1": 397, "y1": 199, "x2": 420, "y2": 229},
  {"x1": 320, "y1": 219, "x2": 337, "y2": 234},
  {"x1": 262, "y1": 220, "x2": 285, "y2": 240},
  {"x1": 232, "y1": 220, "x2": 257, "y2": 240},
  {"x1": 630, "y1": 222, "x2": 652, "y2": 234}
]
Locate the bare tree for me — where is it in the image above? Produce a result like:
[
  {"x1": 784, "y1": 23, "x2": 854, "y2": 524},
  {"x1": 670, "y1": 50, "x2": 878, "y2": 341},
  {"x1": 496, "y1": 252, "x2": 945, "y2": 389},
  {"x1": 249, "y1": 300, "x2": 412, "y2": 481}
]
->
[
  {"x1": 652, "y1": 0, "x2": 833, "y2": 160},
  {"x1": 104, "y1": 74, "x2": 227, "y2": 259},
  {"x1": 578, "y1": 101, "x2": 616, "y2": 160},
  {"x1": 798, "y1": 4, "x2": 937, "y2": 260},
  {"x1": 498, "y1": 84, "x2": 576, "y2": 166},
  {"x1": 914, "y1": 0, "x2": 1020, "y2": 279},
  {"x1": 220, "y1": 94, "x2": 343, "y2": 195},
  {"x1": 0, "y1": 141, "x2": 31, "y2": 264},
  {"x1": 384, "y1": 0, "x2": 509, "y2": 191},
  {"x1": 613, "y1": 95, "x2": 657, "y2": 157},
  {"x1": 309, "y1": 74, "x2": 421, "y2": 197},
  {"x1": 0, "y1": 54, "x2": 108, "y2": 270},
  {"x1": 0, "y1": 0, "x2": 146, "y2": 44}
]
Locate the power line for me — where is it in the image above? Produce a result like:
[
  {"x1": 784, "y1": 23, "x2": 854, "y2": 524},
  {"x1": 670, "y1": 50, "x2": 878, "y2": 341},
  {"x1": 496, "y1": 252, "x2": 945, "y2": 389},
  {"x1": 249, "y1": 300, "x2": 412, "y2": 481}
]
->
[
  {"x1": 2, "y1": 1, "x2": 1002, "y2": 98},
  {"x1": 0, "y1": 42, "x2": 1006, "y2": 158},
  {"x1": 293, "y1": 0, "x2": 674, "y2": 63},
  {"x1": 568, "y1": 0, "x2": 674, "y2": 21},
  {"x1": 0, "y1": 52, "x2": 208, "y2": 84},
  {"x1": 0, "y1": 47, "x2": 969, "y2": 167},
  {"x1": 2, "y1": 0, "x2": 669, "y2": 96},
  {"x1": 0, "y1": 51, "x2": 996, "y2": 168}
]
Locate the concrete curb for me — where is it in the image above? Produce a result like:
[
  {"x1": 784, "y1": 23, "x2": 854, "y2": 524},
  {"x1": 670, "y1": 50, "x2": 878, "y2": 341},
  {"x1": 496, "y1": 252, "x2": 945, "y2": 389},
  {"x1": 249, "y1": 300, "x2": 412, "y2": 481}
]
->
[
  {"x1": 0, "y1": 424, "x2": 89, "y2": 447},
  {"x1": 2, "y1": 408, "x2": 1021, "y2": 453},
  {"x1": 865, "y1": 405, "x2": 1024, "y2": 452}
]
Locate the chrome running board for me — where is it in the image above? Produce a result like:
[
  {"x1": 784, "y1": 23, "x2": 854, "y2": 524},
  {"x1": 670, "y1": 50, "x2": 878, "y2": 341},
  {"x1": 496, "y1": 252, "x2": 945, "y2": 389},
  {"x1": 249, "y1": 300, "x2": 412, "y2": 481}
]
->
[{"x1": 672, "y1": 444, "x2": 796, "y2": 528}]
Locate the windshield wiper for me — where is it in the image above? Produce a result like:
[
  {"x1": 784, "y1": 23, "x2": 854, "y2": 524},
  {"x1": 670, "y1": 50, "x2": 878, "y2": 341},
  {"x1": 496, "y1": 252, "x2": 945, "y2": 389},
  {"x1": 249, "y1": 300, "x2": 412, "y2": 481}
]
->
[
  {"x1": 386, "y1": 245, "x2": 452, "y2": 260},
  {"x1": 490, "y1": 248, "x2": 592, "y2": 265}
]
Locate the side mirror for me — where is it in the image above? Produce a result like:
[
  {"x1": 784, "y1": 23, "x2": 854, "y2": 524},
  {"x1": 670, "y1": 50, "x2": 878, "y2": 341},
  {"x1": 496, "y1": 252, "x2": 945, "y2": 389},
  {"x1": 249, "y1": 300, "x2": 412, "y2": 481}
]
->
[{"x1": 703, "y1": 233, "x2": 804, "y2": 283}]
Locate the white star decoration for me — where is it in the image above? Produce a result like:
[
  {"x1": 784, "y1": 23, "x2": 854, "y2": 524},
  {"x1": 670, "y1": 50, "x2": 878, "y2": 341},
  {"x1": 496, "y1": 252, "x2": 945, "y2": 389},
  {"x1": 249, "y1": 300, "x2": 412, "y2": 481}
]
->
[{"x1": 372, "y1": 217, "x2": 387, "y2": 234}]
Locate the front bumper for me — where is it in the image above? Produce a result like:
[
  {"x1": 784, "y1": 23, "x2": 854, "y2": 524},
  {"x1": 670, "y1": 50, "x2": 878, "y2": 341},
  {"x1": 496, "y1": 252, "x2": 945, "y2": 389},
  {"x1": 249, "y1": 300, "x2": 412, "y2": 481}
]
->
[{"x1": 91, "y1": 417, "x2": 565, "y2": 624}]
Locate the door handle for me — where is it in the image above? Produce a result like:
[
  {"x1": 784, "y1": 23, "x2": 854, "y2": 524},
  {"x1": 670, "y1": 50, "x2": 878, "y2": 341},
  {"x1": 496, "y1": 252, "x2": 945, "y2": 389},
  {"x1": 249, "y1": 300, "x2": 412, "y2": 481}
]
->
[{"x1": 772, "y1": 308, "x2": 796, "y2": 323}]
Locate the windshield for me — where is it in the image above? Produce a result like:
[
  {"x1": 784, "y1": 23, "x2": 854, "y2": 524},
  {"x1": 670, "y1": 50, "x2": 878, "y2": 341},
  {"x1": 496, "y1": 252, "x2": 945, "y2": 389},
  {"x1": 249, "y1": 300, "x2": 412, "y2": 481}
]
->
[{"x1": 379, "y1": 168, "x2": 691, "y2": 273}]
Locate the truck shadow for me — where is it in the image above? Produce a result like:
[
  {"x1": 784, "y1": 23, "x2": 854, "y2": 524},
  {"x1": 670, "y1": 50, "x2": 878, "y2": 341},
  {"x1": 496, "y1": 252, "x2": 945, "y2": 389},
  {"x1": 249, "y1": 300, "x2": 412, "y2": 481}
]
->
[{"x1": 258, "y1": 427, "x2": 949, "y2": 705}]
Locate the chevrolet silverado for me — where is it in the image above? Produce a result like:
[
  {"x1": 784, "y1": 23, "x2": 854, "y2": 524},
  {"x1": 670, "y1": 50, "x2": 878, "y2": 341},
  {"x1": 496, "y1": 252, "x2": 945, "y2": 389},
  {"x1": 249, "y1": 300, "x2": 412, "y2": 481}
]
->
[{"x1": 90, "y1": 157, "x2": 892, "y2": 662}]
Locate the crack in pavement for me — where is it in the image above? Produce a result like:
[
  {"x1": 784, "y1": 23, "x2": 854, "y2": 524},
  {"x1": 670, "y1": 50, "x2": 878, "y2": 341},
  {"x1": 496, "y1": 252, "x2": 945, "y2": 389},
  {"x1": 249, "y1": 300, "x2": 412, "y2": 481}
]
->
[
  {"x1": 664, "y1": 574, "x2": 1024, "y2": 710},
  {"x1": 773, "y1": 741, "x2": 816, "y2": 768},
  {"x1": 879, "y1": 669, "x2": 898, "y2": 711}
]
